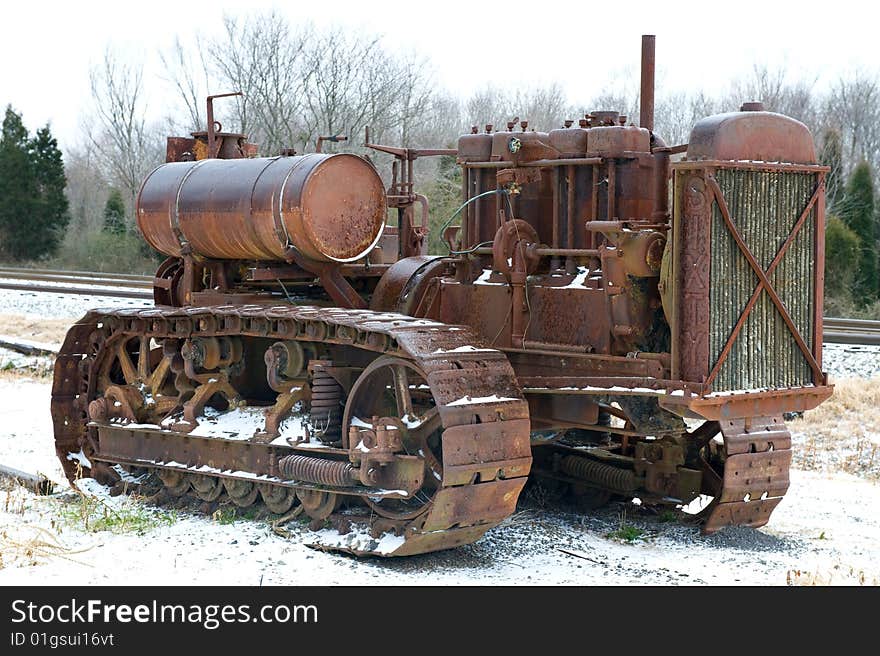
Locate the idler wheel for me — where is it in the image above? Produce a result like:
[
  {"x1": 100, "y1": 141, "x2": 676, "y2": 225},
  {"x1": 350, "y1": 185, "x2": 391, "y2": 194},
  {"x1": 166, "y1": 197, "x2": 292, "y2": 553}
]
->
[
  {"x1": 189, "y1": 474, "x2": 223, "y2": 502},
  {"x1": 342, "y1": 356, "x2": 444, "y2": 520},
  {"x1": 259, "y1": 484, "x2": 299, "y2": 514},
  {"x1": 296, "y1": 489, "x2": 338, "y2": 521},
  {"x1": 157, "y1": 469, "x2": 190, "y2": 497},
  {"x1": 224, "y1": 479, "x2": 260, "y2": 507}
]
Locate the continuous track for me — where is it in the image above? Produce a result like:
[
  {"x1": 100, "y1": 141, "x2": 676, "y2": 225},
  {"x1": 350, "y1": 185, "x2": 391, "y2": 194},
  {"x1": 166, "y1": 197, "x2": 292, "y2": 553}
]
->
[{"x1": 51, "y1": 304, "x2": 532, "y2": 556}]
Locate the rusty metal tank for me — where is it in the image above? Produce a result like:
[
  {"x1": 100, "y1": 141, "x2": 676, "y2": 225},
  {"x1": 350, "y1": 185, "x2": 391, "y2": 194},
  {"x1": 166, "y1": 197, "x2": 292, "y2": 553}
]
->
[{"x1": 137, "y1": 153, "x2": 387, "y2": 263}]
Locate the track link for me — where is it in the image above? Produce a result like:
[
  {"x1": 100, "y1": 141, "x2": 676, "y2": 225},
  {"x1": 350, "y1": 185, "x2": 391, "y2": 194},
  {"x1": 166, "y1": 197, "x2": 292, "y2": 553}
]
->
[{"x1": 700, "y1": 416, "x2": 792, "y2": 533}]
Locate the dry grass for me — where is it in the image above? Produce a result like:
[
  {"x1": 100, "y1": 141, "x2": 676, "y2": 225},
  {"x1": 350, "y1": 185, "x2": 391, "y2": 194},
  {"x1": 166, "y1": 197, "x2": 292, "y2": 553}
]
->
[
  {"x1": 0, "y1": 313, "x2": 69, "y2": 380},
  {"x1": 790, "y1": 377, "x2": 880, "y2": 479},
  {"x1": 0, "y1": 526, "x2": 93, "y2": 569},
  {"x1": 0, "y1": 360, "x2": 54, "y2": 381},
  {"x1": 0, "y1": 481, "x2": 92, "y2": 569},
  {"x1": 0, "y1": 313, "x2": 72, "y2": 345},
  {"x1": 787, "y1": 566, "x2": 879, "y2": 586}
]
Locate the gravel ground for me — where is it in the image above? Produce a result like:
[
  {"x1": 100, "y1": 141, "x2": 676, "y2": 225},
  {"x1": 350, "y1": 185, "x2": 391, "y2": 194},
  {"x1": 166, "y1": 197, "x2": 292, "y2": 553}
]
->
[{"x1": 822, "y1": 343, "x2": 880, "y2": 380}]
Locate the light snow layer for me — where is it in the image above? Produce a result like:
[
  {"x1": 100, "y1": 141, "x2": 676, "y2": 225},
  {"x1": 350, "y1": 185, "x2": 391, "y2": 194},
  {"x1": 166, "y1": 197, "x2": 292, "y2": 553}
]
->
[
  {"x1": 1, "y1": 379, "x2": 878, "y2": 586},
  {"x1": 0, "y1": 288, "x2": 150, "y2": 321}
]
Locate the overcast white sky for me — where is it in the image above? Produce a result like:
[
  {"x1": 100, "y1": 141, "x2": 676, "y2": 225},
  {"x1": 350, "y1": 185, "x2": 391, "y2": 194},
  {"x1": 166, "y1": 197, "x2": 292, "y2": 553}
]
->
[{"x1": 0, "y1": 0, "x2": 875, "y2": 149}]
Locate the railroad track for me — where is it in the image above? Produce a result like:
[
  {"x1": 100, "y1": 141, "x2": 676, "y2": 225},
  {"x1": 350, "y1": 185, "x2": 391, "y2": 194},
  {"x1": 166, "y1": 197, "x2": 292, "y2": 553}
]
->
[
  {"x1": 822, "y1": 317, "x2": 880, "y2": 346},
  {"x1": 0, "y1": 266, "x2": 152, "y2": 300},
  {"x1": 0, "y1": 267, "x2": 878, "y2": 344}
]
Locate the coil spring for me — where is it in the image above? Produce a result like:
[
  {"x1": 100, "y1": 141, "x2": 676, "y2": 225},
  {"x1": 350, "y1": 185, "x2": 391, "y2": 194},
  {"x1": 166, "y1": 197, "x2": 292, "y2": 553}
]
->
[
  {"x1": 309, "y1": 360, "x2": 343, "y2": 444},
  {"x1": 278, "y1": 454, "x2": 356, "y2": 487},
  {"x1": 559, "y1": 455, "x2": 636, "y2": 493}
]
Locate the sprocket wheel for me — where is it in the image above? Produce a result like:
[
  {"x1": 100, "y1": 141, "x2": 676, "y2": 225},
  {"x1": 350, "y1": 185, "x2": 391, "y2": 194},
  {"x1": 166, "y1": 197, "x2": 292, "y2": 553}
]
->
[{"x1": 343, "y1": 356, "x2": 444, "y2": 520}]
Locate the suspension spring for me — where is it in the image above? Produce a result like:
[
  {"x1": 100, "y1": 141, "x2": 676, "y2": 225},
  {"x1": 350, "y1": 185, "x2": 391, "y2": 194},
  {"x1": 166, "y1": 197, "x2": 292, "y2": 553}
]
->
[
  {"x1": 309, "y1": 360, "x2": 343, "y2": 444},
  {"x1": 559, "y1": 455, "x2": 636, "y2": 493},
  {"x1": 278, "y1": 454, "x2": 358, "y2": 487}
]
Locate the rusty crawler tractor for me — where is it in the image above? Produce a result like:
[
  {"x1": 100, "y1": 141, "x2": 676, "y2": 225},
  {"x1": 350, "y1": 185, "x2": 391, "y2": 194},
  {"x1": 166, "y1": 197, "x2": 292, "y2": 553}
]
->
[{"x1": 52, "y1": 36, "x2": 833, "y2": 556}]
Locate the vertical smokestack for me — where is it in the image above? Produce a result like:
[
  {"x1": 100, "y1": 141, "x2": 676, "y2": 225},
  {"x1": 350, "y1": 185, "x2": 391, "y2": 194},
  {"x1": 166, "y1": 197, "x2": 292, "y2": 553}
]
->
[{"x1": 640, "y1": 35, "x2": 655, "y2": 132}]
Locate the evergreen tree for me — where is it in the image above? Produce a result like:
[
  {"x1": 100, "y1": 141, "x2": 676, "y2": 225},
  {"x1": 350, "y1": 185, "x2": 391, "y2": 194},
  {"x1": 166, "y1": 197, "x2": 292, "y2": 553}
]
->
[
  {"x1": 824, "y1": 215, "x2": 860, "y2": 301},
  {"x1": 0, "y1": 107, "x2": 69, "y2": 261},
  {"x1": 0, "y1": 106, "x2": 38, "y2": 260},
  {"x1": 839, "y1": 161, "x2": 879, "y2": 302},
  {"x1": 423, "y1": 152, "x2": 463, "y2": 255},
  {"x1": 29, "y1": 125, "x2": 70, "y2": 256},
  {"x1": 102, "y1": 188, "x2": 127, "y2": 234},
  {"x1": 819, "y1": 128, "x2": 844, "y2": 213}
]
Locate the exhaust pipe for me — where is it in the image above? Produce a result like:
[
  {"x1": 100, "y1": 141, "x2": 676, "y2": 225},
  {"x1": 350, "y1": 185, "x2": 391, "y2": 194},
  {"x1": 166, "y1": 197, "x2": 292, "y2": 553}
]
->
[{"x1": 640, "y1": 35, "x2": 655, "y2": 132}]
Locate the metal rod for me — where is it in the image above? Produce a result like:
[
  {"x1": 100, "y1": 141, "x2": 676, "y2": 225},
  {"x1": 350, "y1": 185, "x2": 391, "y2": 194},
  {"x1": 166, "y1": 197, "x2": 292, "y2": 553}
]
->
[
  {"x1": 551, "y1": 168, "x2": 559, "y2": 249},
  {"x1": 461, "y1": 168, "x2": 469, "y2": 252},
  {"x1": 590, "y1": 166, "x2": 599, "y2": 250},
  {"x1": 640, "y1": 35, "x2": 655, "y2": 132},
  {"x1": 566, "y1": 165, "x2": 575, "y2": 249},
  {"x1": 608, "y1": 160, "x2": 617, "y2": 219},
  {"x1": 463, "y1": 157, "x2": 602, "y2": 169},
  {"x1": 473, "y1": 171, "x2": 482, "y2": 248},
  {"x1": 470, "y1": 247, "x2": 599, "y2": 257}
]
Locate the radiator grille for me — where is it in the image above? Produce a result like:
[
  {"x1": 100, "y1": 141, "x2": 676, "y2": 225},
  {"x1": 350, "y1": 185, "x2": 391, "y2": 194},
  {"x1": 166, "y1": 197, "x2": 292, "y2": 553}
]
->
[{"x1": 709, "y1": 169, "x2": 817, "y2": 391}]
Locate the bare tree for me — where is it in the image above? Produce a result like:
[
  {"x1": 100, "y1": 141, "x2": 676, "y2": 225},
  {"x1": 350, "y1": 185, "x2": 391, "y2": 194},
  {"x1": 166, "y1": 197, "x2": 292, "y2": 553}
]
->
[
  {"x1": 64, "y1": 142, "x2": 109, "y2": 233},
  {"x1": 160, "y1": 36, "x2": 212, "y2": 132},
  {"x1": 88, "y1": 48, "x2": 164, "y2": 219},
  {"x1": 654, "y1": 91, "x2": 721, "y2": 146},
  {"x1": 202, "y1": 12, "x2": 312, "y2": 155},
  {"x1": 825, "y1": 73, "x2": 880, "y2": 176},
  {"x1": 726, "y1": 64, "x2": 820, "y2": 132},
  {"x1": 465, "y1": 83, "x2": 573, "y2": 133}
]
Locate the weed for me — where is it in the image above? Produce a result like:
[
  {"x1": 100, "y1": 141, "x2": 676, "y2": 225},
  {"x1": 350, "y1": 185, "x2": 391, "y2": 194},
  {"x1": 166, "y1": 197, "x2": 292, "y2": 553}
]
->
[
  {"x1": 787, "y1": 566, "x2": 878, "y2": 586},
  {"x1": 606, "y1": 511, "x2": 645, "y2": 543},
  {"x1": 212, "y1": 507, "x2": 238, "y2": 525},
  {"x1": 57, "y1": 491, "x2": 175, "y2": 535},
  {"x1": 659, "y1": 510, "x2": 678, "y2": 523}
]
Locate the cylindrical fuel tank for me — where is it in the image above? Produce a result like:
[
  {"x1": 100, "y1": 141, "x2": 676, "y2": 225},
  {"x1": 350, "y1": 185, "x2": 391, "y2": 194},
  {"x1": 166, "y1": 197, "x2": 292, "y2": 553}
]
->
[{"x1": 136, "y1": 153, "x2": 386, "y2": 263}]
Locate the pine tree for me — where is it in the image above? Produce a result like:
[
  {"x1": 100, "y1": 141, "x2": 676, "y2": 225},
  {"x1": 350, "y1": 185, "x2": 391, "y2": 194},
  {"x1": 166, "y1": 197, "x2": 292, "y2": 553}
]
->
[
  {"x1": 839, "y1": 161, "x2": 879, "y2": 302},
  {"x1": 819, "y1": 128, "x2": 844, "y2": 213},
  {"x1": 423, "y1": 152, "x2": 463, "y2": 255},
  {"x1": 0, "y1": 106, "x2": 38, "y2": 260},
  {"x1": 0, "y1": 107, "x2": 69, "y2": 261},
  {"x1": 29, "y1": 125, "x2": 70, "y2": 256},
  {"x1": 824, "y1": 215, "x2": 860, "y2": 301},
  {"x1": 103, "y1": 188, "x2": 127, "y2": 234}
]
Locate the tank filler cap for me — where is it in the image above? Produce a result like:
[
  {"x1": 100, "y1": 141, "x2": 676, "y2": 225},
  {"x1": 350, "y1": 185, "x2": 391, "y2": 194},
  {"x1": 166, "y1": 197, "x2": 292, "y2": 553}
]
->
[{"x1": 740, "y1": 101, "x2": 765, "y2": 112}]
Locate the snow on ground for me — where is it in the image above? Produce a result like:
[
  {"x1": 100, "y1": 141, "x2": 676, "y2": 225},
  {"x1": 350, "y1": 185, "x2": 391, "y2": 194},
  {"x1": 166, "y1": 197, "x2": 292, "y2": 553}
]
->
[
  {"x1": 0, "y1": 379, "x2": 877, "y2": 586},
  {"x1": 822, "y1": 343, "x2": 880, "y2": 380},
  {"x1": 0, "y1": 288, "x2": 150, "y2": 322}
]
